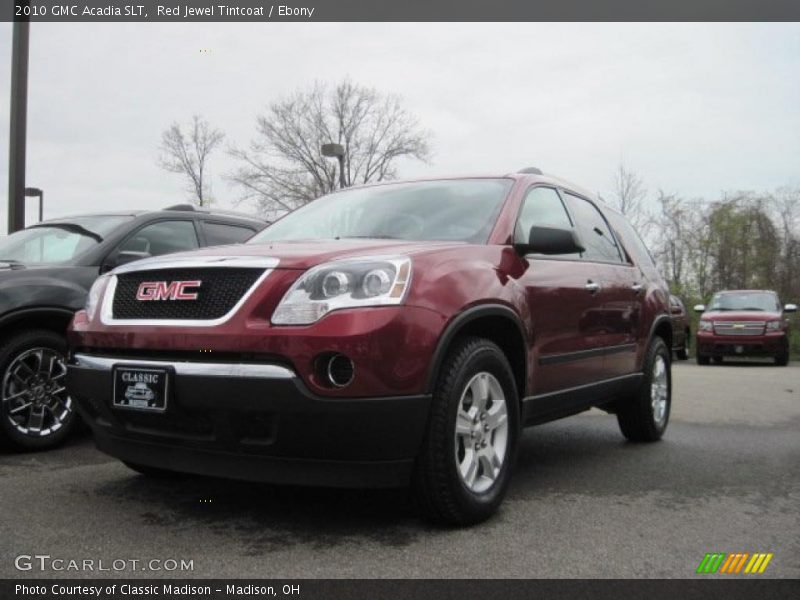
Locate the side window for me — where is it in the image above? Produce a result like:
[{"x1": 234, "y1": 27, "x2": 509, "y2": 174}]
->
[
  {"x1": 562, "y1": 193, "x2": 623, "y2": 263},
  {"x1": 118, "y1": 220, "x2": 199, "y2": 257},
  {"x1": 203, "y1": 221, "x2": 256, "y2": 246},
  {"x1": 514, "y1": 186, "x2": 573, "y2": 243},
  {"x1": 607, "y1": 210, "x2": 656, "y2": 269}
]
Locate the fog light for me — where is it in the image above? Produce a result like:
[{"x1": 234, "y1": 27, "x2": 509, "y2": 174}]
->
[{"x1": 326, "y1": 354, "x2": 354, "y2": 387}]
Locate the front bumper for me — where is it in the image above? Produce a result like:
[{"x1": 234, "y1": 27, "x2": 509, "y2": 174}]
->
[
  {"x1": 696, "y1": 331, "x2": 787, "y2": 357},
  {"x1": 67, "y1": 354, "x2": 431, "y2": 488}
]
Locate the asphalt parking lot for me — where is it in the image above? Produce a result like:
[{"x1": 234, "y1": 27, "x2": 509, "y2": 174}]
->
[{"x1": 2, "y1": 361, "x2": 798, "y2": 579}]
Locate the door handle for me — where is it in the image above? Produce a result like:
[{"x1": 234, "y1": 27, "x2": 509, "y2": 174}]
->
[
  {"x1": 631, "y1": 283, "x2": 644, "y2": 294},
  {"x1": 585, "y1": 281, "x2": 600, "y2": 294}
]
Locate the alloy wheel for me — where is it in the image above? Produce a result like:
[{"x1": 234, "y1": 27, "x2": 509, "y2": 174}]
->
[
  {"x1": 454, "y1": 372, "x2": 509, "y2": 493},
  {"x1": 2, "y1": 348, "x2": 72, "y2": 437},
  {"x1": 651, "y1": 355, "x2": 669, "y2": 426}
]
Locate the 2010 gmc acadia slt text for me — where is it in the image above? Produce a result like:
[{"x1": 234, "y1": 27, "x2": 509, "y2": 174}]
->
[{"x1": 66, "y1": 171, "x2": 674, "y2": 525}]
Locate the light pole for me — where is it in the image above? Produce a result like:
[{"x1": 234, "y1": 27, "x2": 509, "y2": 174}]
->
[
  {"x1": 321, "y1": 143, "x2": 347, "y2": 189},
  {"x1": 8, "y1": 19, "x2": 30, "y2": 233},
  {"x1": 24, "y1": 187, "x2": 43, "y2": 222}
]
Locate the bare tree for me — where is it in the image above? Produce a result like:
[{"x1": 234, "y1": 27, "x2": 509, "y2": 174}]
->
[
  {"x1": 159, "y1": 115, "x2": 225, "y2": 206},
  {"x1": 229, "y1": 80, "x2": 432, "y2": 218},
  {"x1": 610, "y1": 162, "x2": 650, "y2": 234}
]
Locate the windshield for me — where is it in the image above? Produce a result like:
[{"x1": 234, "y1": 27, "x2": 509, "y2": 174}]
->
[
  {"x1": 249, "y1": 179, "x2": 513, "y2": 244},
  {"x1": 708, "y1": 292, "x2": 780, "y2": 312},
  {"x1": 0, "y1": 215, "x2": 132, "y2": 265}
]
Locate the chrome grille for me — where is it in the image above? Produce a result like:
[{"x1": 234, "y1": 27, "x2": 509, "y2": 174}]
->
[
  {"x1": 713, "y1": 321, "x2": 766, "y2": 336},
  {"x1": 112, "y1": 267, "x2": 264, "y2": 321}
]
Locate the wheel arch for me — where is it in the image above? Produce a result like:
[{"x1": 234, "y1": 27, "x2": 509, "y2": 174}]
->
[
  {"x1": 0, "y1": 307, "x2": 75, "y2": 340},
  {"x1": 426, "y1": 304, "x2": 528, "y2": 400},
  {"x1": 648, "y1": 314, "x2": 673, "y2": 356}
]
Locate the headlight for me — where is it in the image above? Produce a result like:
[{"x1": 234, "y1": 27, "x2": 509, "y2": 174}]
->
[
  {"x1": 699, "y1": 320, "x2": 713, "y2": 332},
  {"x1": 85, "y1": 275, "x2": 109, "y2": 319},
  {"x1": 272, "y1": 257, "x2": 411, "y2": 325},
  {"x1": 766, "y1": 320, "x2": 782, "y2": 331}
]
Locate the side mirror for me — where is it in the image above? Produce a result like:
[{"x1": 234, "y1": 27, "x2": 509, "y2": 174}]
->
[
  {"x1": 693, "y1": 304, "x2": 706, "y2": 313},
  {"x1": 515, "y1": 225, "x2": 584, "y2": 256},
  {"x1": 100, "y1": 250, "x2": 151, "y2": 273},
  {"x1": 785, "y1": 303, "x2": 798, "y2": 313}
]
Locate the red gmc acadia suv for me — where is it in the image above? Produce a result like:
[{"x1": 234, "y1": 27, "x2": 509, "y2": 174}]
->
[
  {"x1": 694, "y1": 290, "x2": 796, "y2": 366},
  {"x1": 66, "y1": 171, "x2": 674, "y2": 525}
]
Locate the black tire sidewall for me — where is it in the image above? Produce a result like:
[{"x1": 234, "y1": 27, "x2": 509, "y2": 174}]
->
[{"x1": 0, "y1": 330, "x2": 74, "y2": 450}]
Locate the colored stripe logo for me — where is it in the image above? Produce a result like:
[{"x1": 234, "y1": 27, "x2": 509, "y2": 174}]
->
[{"x1": 696, "y1": 552, "x2": 773, "y2": 574}]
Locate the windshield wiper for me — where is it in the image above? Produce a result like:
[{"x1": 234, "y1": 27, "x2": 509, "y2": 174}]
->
[{"x1": 29, "y1": 223, "x2": 103, "y2": 242}]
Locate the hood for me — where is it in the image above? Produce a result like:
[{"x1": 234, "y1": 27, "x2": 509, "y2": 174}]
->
[
  {"x1": 700, "y1": 310, "x2": 782, "y2": 321},
  {"x1": 113, "y1": 239, "x2": 470, "y2": 272}
]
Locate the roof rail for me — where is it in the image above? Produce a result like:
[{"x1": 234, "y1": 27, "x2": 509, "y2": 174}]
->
[
  {"x1": 518, "y1": 167, "x2": 543, "y2": 175},
  {"x1": 163, "y1": 203, "x2": 196, "y2": 211}
]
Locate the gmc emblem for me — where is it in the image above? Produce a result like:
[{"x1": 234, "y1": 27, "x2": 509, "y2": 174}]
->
[{"x1": 136, "y1": 280, "x2": 202, "y2": 301}]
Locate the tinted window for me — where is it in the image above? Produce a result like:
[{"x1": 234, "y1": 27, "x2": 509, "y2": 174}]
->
[
  {"x1": 563, "y1": 193, "x2": 623, "y2": 263},
  {"x1": 119, "y1": 220, "x2": 199, "y2": 257},
  {"x1": 514, "y1": 187, "x2": 573, "y2": 243},
  {"x1": 204, "y1": 222, "x2": 256, "y2": 245},
  {"x1": 610, "y1": 213, "x2": 655, "y2": 268},
  {"x1": 250, "y1": 179, "x2": 513, "y2": 244}
]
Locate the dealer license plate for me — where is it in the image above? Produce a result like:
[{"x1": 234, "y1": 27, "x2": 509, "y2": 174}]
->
[{"x1": 112, "y1": 366, "x2": 169, "y2": 412}]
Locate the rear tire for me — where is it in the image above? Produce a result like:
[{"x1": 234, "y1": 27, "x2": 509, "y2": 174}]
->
[
  {"x1": 616, "y1": 336, "x2": 671, "y2": 442},
  {"x1": 412, "y1": 336, "x2": 519, "y2": 526},
  {"x1": 0, "y1": 329, "x2": 75, "y2": 451}
]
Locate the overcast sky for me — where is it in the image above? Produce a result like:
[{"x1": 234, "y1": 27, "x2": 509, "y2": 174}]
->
[{"x1": 0, "y1": 22, "x2": 798, "y2": 230}]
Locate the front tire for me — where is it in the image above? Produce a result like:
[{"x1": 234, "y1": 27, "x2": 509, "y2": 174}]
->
[
  {"x1": 775, "y1": 351, "x2": 789, "y2": 366},
  {"x1": 616, "y1": 336, "x2": 671, "y2": 442},
  {"x1": 413, "y1": 337, "x2": 519, "y2": 526},
  {"x1": 0, "y1": 329, "x2": 75, "y2": 451}
]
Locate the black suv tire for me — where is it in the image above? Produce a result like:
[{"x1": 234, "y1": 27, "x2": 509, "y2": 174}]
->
[
  {"x1": 0, "y1": 329, "x2": 75, "y2": 451},
  {"x1": 616, "y1": 336, "x2": 671, "y2": 442},
  {"x1": 413, "y1": 337, "x2": 519, "y2": 526}
]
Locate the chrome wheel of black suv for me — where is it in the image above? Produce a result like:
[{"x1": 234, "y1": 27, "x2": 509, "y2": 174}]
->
[
  {"x1": 413, "y1": 336, "x2": 519, "y2": 526},
  {"x1": 0, "y1": 330, "x2": 74, "y2": 450}
]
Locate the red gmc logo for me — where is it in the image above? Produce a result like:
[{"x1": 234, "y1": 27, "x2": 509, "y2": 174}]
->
[{"x1": 136, "y1": 280, "x2": 202, "y2": 301}]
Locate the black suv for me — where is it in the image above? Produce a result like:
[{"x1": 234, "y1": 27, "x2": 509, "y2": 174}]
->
[{"x1": 0, "y1": 205, "x2": 265, "y2": 450}]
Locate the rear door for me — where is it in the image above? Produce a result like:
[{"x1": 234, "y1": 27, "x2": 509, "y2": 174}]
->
[{"x1": 561, "y1": 192, "x2": 640, "y2": 377}]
